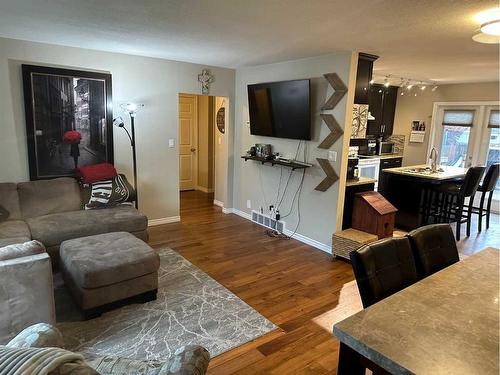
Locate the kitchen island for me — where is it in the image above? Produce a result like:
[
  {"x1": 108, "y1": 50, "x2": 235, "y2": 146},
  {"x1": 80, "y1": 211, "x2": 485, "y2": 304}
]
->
[{"x1": 379, "y1": 164, "x2": 468, "y2": 230}]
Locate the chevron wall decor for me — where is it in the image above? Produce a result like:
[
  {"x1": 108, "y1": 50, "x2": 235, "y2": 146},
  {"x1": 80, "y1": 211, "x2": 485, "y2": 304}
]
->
[
  {"x1": 321, "y1": 73, "x2": 347, "y2": 111},
  {"x1": 318, "y1": 114, "x2": 344, "y2": 149},
  {"x1": 314, "y1": 158, "x2": 339, "y2": 192}
]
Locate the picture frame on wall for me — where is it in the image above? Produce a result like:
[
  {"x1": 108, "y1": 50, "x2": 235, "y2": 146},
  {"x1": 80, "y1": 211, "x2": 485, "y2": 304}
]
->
[{"x1": 22, "y1": 64, "x2": 113, "y2": 180}]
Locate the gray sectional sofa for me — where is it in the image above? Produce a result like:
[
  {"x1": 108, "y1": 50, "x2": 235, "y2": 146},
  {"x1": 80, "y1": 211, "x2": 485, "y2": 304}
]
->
[{"x1": 0, "y1": 177, "x2": 148, "y2": 267}]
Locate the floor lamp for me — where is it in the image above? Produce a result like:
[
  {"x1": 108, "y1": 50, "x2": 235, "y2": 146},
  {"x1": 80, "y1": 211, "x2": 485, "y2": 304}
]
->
[{"x1": 114, "y1": 103, "x2": 144, "y2": 209}]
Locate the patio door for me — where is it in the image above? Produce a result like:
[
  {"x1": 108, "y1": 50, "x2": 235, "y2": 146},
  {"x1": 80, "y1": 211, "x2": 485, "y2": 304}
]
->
[{"x1": 430, "y1": 102, "x2": 500, "y2": 211}]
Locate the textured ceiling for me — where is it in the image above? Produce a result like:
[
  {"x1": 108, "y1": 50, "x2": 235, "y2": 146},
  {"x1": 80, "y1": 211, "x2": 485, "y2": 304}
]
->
[{"x1": 0, "y1": 0, "x2": 498, "y2": 83}]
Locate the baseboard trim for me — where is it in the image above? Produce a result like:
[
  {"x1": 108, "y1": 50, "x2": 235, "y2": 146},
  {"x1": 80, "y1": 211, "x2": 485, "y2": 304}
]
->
[
  {"x1": 148, "y1": 216, "x2": 181, "y2": 226},
  {"x1": 213, "y1": 199, "x2": 224, "y2": 208},
  {"x1": 222, "y1": 207, "x2": 235, "y2": 214},
  {"x1": 230, "y1": 209, "x2": 331, "y2": 254},
  {"x1": 196, "y1": 186, "x2": 214, "y2": 193}
]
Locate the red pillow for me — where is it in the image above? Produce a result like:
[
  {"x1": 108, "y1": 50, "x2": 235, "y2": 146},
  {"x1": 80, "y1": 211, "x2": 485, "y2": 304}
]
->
[{"x1": 77, "y1": 163, "x2": 117, "y2": 184}]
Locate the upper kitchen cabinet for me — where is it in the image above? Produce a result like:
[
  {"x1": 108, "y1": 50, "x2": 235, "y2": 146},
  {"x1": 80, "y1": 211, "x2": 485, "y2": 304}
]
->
[
  {"x1": 354, "y1": 53, "x2": 379, "y2": 104},
  {"x1": 366, "y1": 84, "x2": 399, "y2": 136}
]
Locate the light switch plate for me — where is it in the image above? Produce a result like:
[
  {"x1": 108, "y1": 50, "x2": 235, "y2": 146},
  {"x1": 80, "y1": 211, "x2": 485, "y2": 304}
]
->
[
  {"x1": 168, "y1": 139, "x2": 175, "y2": 148},
  {"x1": 246, "y1": 200, "x2": 251, "y2": 209},
  {"x1": 328, "y1": 150, "x2": 337, "y2": 162}
]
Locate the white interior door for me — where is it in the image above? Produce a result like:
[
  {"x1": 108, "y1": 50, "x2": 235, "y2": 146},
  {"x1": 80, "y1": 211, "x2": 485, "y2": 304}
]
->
[{"x1": 178, "y1": 94, "x2": 197, "y2": 191}]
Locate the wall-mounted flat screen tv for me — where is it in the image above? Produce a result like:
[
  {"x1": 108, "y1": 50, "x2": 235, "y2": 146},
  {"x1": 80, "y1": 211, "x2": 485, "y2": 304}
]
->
[{"x1": 248, "y1": 79, "x2": 311, "y2": 140}]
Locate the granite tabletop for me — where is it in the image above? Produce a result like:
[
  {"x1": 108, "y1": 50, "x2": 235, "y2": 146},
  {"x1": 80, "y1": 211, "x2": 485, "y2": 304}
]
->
[
  {"x1": 333, "y1": 247, "x2": 500, "y2": 375},
  {"x1": 382, "y1": 164, "x2": 467, "y2": 180}
]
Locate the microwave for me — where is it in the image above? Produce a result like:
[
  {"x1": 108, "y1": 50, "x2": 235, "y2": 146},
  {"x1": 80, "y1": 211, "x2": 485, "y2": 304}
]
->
[{"x1": 378, "y1": 141, "x2": 395, "y2": 155}]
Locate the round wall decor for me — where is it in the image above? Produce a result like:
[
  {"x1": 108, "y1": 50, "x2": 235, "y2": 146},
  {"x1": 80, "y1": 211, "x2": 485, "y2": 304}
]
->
[{"x1": 216, "y1": 107, "x2": 225, "y2": 134}]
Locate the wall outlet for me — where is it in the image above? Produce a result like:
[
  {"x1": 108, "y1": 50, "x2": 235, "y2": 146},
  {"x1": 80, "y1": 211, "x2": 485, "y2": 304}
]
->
[
  {"x1": 246, "y1": 200, "x2": 252, "y2": 209},
  {"x1": 168, "y1": 139, "x2": 175, "y2": 148},
  {"x1": 328, "y1": 150, "x2": 337, "y2": 162}
]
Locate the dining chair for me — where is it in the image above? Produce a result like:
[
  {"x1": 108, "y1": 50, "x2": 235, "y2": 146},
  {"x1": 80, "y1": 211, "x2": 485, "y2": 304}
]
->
[
  {"x1": 437, "y1": 166, "x2": 485, "y2": 240},
  {"x1": 473, "y1": 163, "x2": 499, "y2": 231},
  {"x1": 350, "y1": 237, "x2": 418, "y2": 308},
  {"x1": 407, "y1": 223, "x2": 459, "y2": 279}
]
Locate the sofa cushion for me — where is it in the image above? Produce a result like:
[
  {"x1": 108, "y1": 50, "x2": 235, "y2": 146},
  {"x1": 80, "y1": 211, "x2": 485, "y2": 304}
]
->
[
  {"x1": 0, "y1": 183, "x2": 22, "y2": 220},
  {"x1": 0, "y1": 220, "x2": 31, "y2": 240},
  {"x1": 0, "y1": 240, "x2": 45, "y2": 261},
  {"x1": 18, "y1": 178, "x2": 82, "y2": 219},
  {"x1": 60, "y1": 232, "x2": 159, "y2": 288},
  {"x1": 26, "y1": 205, "x2": 148, "y2": 247}
]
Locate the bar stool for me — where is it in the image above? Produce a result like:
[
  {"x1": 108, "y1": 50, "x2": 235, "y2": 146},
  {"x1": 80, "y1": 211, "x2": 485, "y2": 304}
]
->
[
  {"x1": 473, "y1": 163, "x2": 499, "y2": 231},
  {"x1": 437, "y1": 166, "x2": 485, "y2": 240}
]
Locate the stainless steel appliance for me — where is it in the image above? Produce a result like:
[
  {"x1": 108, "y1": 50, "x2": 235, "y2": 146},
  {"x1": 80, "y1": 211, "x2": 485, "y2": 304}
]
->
[
  {"x1": 347, "y1": 157, "x2": 359, "y2": 180},
  {"x1": 377, "y1": 141, "x2": 395, "y2": 155},
  {"x1": 365, "y1": 139, "x2": 378, "y2": 155},
  {"x1": 358, "y1": 157, "x2": 381, "y2": 190}
]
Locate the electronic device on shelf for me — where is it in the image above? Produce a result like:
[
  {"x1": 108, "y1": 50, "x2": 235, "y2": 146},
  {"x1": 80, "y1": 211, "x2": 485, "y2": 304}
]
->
[{"x1": 247, "y1": 79, "x2": 311, "y2": 140}]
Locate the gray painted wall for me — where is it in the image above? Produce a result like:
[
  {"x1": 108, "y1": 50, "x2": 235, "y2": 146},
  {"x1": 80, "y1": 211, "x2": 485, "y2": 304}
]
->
[
  {"x1": 232, "y1": 53, "x2": 354, "y2": 249},
  {"x1": 0, "y1": 37, "x2": 235, "y2": 220}
]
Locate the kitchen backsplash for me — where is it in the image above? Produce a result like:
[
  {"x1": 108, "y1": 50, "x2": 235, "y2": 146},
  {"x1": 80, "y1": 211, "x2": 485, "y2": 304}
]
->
[{"x1": 386, "y1": 134, "x2": 405, "y2": 155}]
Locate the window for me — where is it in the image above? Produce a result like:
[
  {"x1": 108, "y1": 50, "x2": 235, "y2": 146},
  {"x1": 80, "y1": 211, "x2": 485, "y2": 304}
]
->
[{"x1": 439, "y1": 110, "x2": 475, "y2": 167}]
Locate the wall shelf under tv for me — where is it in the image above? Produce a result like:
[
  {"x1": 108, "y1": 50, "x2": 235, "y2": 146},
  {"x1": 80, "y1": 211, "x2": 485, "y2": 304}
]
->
[{"x1": 241, "y1": 155, "x2": 311, "y2": 171}]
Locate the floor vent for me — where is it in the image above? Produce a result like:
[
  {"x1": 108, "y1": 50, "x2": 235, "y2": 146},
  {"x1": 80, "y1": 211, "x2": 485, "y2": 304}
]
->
[{"x1": 251, "y1": 210, "x2": 285, "y2": 233}]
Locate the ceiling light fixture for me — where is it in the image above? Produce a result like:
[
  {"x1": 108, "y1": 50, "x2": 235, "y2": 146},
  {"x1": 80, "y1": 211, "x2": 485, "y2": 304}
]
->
[
  {"x1": 432, "y1": 85, "x2": 439, "y2": 92},
  {"x1": 383, "y1": 76, "x2": 390, "y2": 87},
  {"x1": 369, "y1": 79, "x2": 374, "y2": 85},
  {"x1": 473, "y1": 7, "x2": 500, "y2": 43}
]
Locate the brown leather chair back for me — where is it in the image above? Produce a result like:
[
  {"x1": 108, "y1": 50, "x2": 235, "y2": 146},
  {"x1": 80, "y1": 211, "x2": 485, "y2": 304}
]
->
[
  {"x1": 350, "y1": 237, "x2": 418, "y2": 308},
  {"x1": 407, "y1": 224, "x2": 459, "y2": 278}
]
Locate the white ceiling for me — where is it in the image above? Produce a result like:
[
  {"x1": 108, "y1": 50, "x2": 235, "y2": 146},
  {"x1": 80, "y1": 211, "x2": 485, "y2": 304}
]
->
[{"x1": 0, "y1": 0, "x2": 498, "y2": 83}]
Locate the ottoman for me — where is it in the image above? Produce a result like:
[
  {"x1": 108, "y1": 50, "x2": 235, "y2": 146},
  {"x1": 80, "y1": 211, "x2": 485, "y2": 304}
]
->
[{"x1": 60, "y1": 232, "x2": 160, "y2": 319}]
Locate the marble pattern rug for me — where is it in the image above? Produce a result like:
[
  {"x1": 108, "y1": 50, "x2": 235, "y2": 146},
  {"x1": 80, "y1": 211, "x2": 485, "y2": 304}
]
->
[{"x1": 56, "y1": 248, "x2": 277, "y2": 361}]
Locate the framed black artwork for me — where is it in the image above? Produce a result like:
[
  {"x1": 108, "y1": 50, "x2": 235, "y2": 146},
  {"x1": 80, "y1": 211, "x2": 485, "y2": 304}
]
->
[{"x1": 22, "y1": 64, "x2": 113, "y2": 180}]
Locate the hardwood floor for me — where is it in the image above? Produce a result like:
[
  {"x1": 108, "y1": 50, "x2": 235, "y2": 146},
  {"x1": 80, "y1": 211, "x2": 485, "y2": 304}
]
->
[{"x1": 148, "y1": 190, "x2": 500, "y2": 374}]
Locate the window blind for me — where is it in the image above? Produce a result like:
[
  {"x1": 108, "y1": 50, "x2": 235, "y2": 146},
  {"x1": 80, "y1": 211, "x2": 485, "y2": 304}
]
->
[
  {"x1": 488, "y1": 110, "x2": 499, "y2": 128},
  {"x1": 442, "y1": 110, "x2": 475, "y2": 127}
]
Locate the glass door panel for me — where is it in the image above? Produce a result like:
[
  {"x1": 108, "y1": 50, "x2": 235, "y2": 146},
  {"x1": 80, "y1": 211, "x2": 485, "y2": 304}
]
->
[{"x1": 439, "y1": 125, "x2": 471, "y2": 167}]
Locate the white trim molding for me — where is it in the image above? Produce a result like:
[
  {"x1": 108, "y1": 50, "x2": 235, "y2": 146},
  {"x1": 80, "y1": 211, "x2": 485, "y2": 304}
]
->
[
  {"x1": 222, "y1": 207, "x2": 235, "y2": 214},
  {"x1": 230, "y1": 208, "x2": 331, "y2": 254},
  {"x1": 148, "y1": 216, "x2": 181, "y2": 226},
  {"x1": 213, "y1": 199, "x2": 224, "y2": 208}
]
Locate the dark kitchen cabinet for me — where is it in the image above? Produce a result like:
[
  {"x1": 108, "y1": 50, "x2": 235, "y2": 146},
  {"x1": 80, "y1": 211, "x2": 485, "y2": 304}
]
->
[
  {"x1": 378, "y1": 157, "x2": 403, "y2": 194},
  {"x1": 354, "y1": 53, "x2": 378, "y2": 105},
  {"x1": 366, "y1": 84, "x2": 399, "y2": 136}
]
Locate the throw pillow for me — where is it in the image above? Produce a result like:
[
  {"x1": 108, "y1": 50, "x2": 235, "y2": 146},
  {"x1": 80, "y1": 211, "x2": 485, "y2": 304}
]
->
[
  {"x1": 0, "y1": 240, "x2": 46, "y2": 261},
  {"x1": 76, "y1": 163, "x2": 117, "y2": 184},
  {"x1": 84, "y1": 174, "x2": 136, "y2": 210},
  {"x1": 0, "y1": 205, "x2": 9, "y2": 222}
]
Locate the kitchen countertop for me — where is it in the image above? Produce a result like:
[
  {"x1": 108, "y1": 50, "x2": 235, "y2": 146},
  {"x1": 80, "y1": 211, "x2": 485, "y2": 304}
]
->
[
  {"x1": 382, "y1": 164, "x2": 467, "y2": 180},
  {"x1": 358, "y1": 154, "x2": 403, "y2": 160},
  {"x1": 333, "y1": 247, "x2": 500, "y2": 375},
  {"x1": 346, "y1": 177, "x2": 377, "y2": 187}
]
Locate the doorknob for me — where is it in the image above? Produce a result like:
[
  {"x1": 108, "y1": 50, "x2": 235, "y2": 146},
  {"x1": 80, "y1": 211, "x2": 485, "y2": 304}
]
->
[{"x1": 190, "y1": 148, "x2": 196, "y2": 152}]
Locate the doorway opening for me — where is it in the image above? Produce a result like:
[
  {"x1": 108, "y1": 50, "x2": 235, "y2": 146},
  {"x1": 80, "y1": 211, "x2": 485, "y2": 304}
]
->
[{"x1": 178, "y1": 93, "x2": 228, "y2": 217}]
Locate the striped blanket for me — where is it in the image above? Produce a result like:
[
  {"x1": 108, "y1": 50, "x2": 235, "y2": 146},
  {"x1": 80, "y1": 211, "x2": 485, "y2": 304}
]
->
[{"x1": 0, "y1": 346, "x2": 90, "y2": 375}]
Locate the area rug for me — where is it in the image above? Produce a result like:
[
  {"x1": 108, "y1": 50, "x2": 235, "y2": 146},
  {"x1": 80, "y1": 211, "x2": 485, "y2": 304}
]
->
[{"x1": 56, "y1": 248, "x2": 277, "y2": 361}]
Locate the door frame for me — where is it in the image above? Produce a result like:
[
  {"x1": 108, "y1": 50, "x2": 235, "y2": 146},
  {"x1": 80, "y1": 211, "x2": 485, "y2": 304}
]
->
[{"x1": 429, "y1": 101, "x2": 499, "y2": 167}]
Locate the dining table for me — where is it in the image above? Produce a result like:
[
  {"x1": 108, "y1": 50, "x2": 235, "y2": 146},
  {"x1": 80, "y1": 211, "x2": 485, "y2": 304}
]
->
[{"x1": 333, "y1": 247, "x2": 500, "y2": 375}]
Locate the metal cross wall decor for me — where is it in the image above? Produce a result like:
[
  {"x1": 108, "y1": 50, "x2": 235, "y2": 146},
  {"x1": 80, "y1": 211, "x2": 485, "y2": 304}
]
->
[{"x1": 198, "y1": 69, "x2": 214, "y2": 95}]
